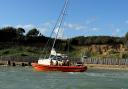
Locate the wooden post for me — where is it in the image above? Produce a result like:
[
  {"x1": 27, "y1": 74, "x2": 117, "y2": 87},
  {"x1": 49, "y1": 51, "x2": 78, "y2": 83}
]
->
[
  {"x1": 12, "y1": 62, "x2": 16, "y2": 66},
  {"x1": 7, "y1": 60, "x2": 11, "y2": 66}
]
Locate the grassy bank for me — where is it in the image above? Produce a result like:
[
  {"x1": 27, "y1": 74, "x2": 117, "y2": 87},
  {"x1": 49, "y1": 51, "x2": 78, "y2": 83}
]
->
[
  {"x1": 0, "y1": 46, "x2": 43, "y2": 57},
  {"x1": 0, "y1": 45, "x2": 128, "y2": 59}
]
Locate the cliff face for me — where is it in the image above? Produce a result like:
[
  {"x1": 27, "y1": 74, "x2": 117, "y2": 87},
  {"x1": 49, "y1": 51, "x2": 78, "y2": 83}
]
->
[
  {"x1": 84, "y1": 44, "x2": 127, "y2": 56},
  {"x1": 90, "y1": 44, "x2": 123, "y2": 52}
]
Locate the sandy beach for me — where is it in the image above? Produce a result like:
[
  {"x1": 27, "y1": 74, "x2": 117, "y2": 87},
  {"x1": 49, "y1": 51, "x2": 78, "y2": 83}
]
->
[{"x1": 86, "y1": 64, "x2": 128, "y2": 70}]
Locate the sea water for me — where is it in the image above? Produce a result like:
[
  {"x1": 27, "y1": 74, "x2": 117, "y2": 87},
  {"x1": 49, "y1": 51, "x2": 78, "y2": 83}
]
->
[{"x1": 0, "y1": 66, "x2": 128, "y2": 89}]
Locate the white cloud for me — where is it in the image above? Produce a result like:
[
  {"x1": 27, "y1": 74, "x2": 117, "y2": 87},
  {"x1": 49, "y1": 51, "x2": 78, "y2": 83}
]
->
[
  {"x1": 54, "y1": 27, "x2": 59, "y2": 34},
  {"x1": 2, "y1": 24, "x2": 12, "y2": 27},
  {"x1": 63, "y1": 22, "x2": 100, "y2": 32},
  {"x1": 85, "y1": 16, "x2": 98, "y2": 24},
  {"x1": 64, "y1": 23, "x2": 86, "y2": 30},
  {"x1": 15, "y1": 24, "x2": 36, "y2": 34},
  {"x1": 125, "y1": 20, "x2": 128, "y2": 24},
  {"x1": 15, "y1": 24, "x2": 50, "y2": 34},
  {"x1": 1, "y1": 21, "x2": 54, "y2": 35},
  {"x1": 23, "y1": 24, "x2": 35, "y2": 29},
  {"x1": 42, "y1": 22, "x2": 52, "y2": 26},
  {"x1": 54, "y1": 27, "x2": 64, "y2": 38},
  {"x1": 37, "y1": 27, "x2": 48, "y2": 34},
  {"x1": 115, "y1": 28, "x2": 120, "y2": 33},
  {"x1": 41, "y1": 21, "x2": 54, "y2": 27},
  {"x1": 1, "y1": 20, "x2": 102, "y2": 37},
  {"x1": 111, "y1": 28, "x2": 121, "y2": 36},
  {"x1": 91, "y1": 27, "x2": 99, "y2": 31},
  {"x1": 16, "y1": 24, "x2": 35, "y2": 30}
]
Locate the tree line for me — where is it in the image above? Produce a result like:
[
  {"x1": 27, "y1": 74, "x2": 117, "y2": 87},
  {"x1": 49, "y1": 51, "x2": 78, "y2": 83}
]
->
[
  {"x1": 0, "y1": 26, "x2": 47, "y2": 44},
  {"x1": 71, "y1": 36, "x2": 124, "y2": 45},
  {"x1": 0, "y1": 26, "x2": 128, "y2": 47}
]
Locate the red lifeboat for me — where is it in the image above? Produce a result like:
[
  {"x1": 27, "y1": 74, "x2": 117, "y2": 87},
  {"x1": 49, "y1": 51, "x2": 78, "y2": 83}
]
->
[
  {"x1": 32, "y1": 49, "x2": 87, "y2": 72},
  {"x1": 31, "y1": 0, "x2": 88, "y2": 72},
  {"x1": 31, "y1": 63, "x2": 87, "y2": 72}
]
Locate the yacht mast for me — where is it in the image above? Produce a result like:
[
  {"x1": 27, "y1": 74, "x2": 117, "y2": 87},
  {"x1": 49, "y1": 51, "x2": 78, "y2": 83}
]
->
[{"x1": 50, "y1": 0, "x2": 69, "y2": 54}]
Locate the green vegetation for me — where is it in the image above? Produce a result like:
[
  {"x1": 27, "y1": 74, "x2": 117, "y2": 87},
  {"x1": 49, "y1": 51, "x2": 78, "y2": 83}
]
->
[
  {"x1": 71, "y1": 36, "x2": 123, "y2": 45},
  {"x1": 0, "y1": 26, "x2": 128, "y2": 59},
  {"x1": 0, "y1": 46, "x2": 43, "y2": 57}
]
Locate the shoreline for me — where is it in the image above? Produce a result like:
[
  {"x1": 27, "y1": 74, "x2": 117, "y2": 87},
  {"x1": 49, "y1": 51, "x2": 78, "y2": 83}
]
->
[
  {"x1": 86, "y1": 64, "x2": 128, "y2": 70},
  {"x1": 1, "y1": 61, "x2": 128, "y2": 70}
]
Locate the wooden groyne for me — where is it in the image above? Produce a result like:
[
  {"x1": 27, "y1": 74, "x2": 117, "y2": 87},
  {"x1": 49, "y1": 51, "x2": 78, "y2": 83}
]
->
[
  {"x1": 1, "y1": 56, "x2": 128, "y2": 67},
  {"x1": 0, "y1": 56, "x2": 38, "y2": 66},
  {"x1": 70, "y1": 58, "x2": 128, "y2": 70},
  {"x1": 70, "y1": 58, "x2": 128, "y2": 65}
]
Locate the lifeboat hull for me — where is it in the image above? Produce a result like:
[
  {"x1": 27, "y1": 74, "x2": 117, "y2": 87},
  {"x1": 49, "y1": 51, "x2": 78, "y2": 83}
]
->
[{"x1": 31, "y1": 63, "x2": 87, "y2": 72}]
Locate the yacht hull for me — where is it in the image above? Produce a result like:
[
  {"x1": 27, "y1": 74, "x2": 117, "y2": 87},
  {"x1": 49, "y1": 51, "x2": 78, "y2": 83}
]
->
[{"x1": 31, "y1": 63, "x2": 87, "y2": 72}]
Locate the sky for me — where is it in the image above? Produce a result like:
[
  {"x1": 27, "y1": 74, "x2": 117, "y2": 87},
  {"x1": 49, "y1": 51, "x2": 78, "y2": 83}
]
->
[{"x1": 0, "y1": 0, "x2": 128, "y2": 38}]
